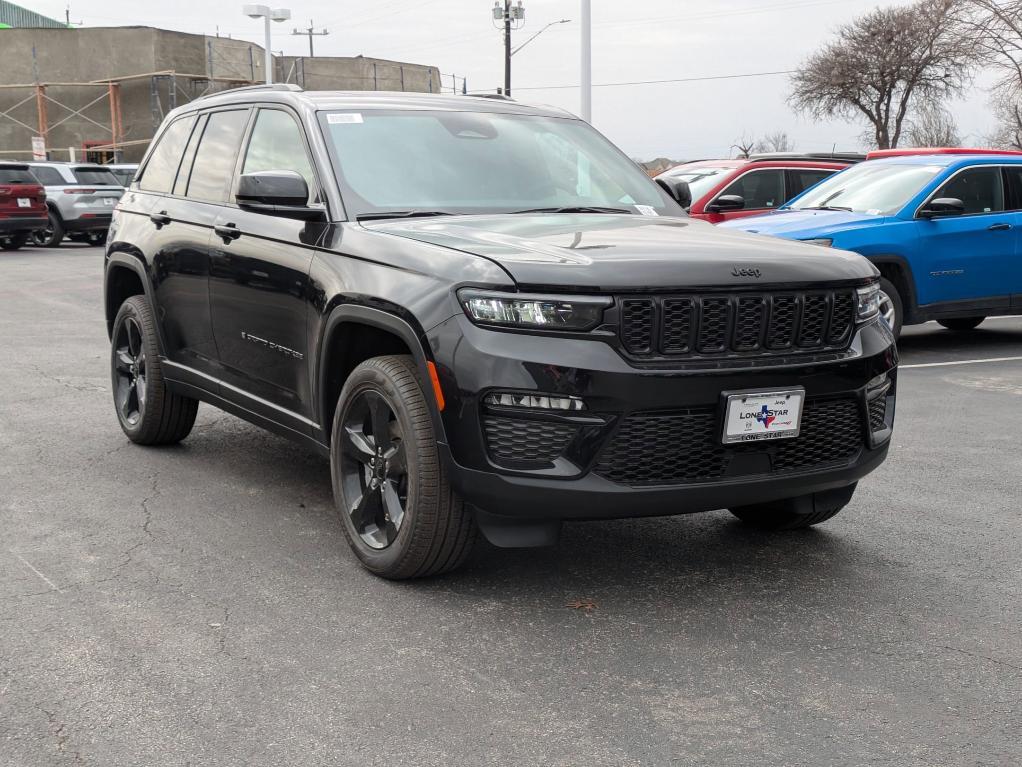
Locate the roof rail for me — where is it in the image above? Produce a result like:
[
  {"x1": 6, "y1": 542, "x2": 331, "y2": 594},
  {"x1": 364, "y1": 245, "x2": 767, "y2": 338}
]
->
[
  {"x1": 194, "y1": 83, "x2": 303, "y2": 101},
  {"x1": 748, "y1": 152, "x2": 866, "y2": 163},
  {"x1": 865, "y1": 147, "x2": 1022, "y2": 160}
]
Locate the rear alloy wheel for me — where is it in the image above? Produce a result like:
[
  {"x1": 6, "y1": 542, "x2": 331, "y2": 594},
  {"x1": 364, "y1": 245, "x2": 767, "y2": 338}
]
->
[
  {"x1": 877, "y1": 277, "x2": 903, "y2": 338},
  {"x1": 111, "y1": 295, "x2": 198, "y2": 445},
  {"x1": 31, "y1": 210, "x2": 64, "y2": 248},
  {"x1": 0, "y1": 232, "x2": 29, "y2": 251},
  {"x1": 938, "y1": 316, "x2": 986, "y2": 332},
  {"x1": 331, "y1": 355, "x2": 476, "y2": 579}
]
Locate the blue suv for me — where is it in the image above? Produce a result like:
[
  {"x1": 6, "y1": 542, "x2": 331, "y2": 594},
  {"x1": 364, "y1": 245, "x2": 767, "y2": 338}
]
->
[{"x1": 720, "y1": 152, "x2": 1022, "y2": 336}]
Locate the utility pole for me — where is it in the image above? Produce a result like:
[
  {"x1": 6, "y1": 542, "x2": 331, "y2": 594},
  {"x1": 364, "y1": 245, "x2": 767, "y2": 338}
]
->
[
  {"x1": 292, "y1": 20, "x2": 328, "y2": 57},
  {"x1": 580, "y1": 0, "x2": 591, "y2": 122},
  {"x1": 492, "y1": 1, "x2": 524, "y2": 97}
]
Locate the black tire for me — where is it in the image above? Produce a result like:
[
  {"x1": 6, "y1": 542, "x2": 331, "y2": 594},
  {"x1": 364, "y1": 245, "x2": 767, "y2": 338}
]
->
[
  {"x1": 86, "y1": 230, "x2": 107, "y2": 247},
  {"x1": 729, "y1": 484, "x2": 856, "y2": 531},
  {"x1": 31, "y1": 209, "x2": 64, "y2": 248},
  {"x1": 0, "y1": 232, "x2": 29, "y2": 251},
  {"x1": 878, "y1": 277, "x2": 903, "y2": 338},
  {"x1": 938, "y1": 316, "x2": 986, "y2": 332},
  {"x1": 330, "y1": 355, "x2": 476, "y2": 579},
  {"x1": 110, "y1": 295, "x2": 198, "y2": 445}
]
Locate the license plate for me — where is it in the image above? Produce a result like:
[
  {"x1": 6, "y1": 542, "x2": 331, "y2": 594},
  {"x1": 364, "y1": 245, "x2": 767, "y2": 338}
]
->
[
  {"x1": 103, "y1": 198, "x2": 116, "y2": 206},
  {"x1": 17, "y1": 198, "x2": 30, "y2": 208},
  {"x1": 722, "y1": 388, "x2": 804, "y2": 444}
]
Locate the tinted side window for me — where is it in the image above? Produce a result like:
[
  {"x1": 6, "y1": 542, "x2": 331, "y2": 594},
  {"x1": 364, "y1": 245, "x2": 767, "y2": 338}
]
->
[
  {"x1": 31, "y1": 167, "x2": 66, "y2": 186},
  {"x1": 787, "y1": 169, "x2": 833, "y2": 200},
  {"x1": 241, "y1": 109, "x2": 317, "y2": 203},
  {"x1": 1001, "y1": 166, "x2": 1022, "y2": 211},
  {"x1": 186, "y1": 110, "x2": 250, "y2": 202},
  {"x1": 139, "y1": 116, "x2": 196, "y2": 193},
  {"x1": 720, "y1": 169, "x2": 785, "y2": 210},
  {"x1": 173, "y1": 114, "x2": 207, "y2": 197},
  {"x1": 934, "y1": 167, "x2": 1003, "y2": 214}
]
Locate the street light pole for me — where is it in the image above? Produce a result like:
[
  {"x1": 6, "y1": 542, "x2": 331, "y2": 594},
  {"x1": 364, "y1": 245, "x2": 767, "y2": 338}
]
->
[
  {"x1": 243, "y1": 5, "x2": 292, "y2": 85},
  {"x1": 580, "y1": 0, "x2": 591, "y2": 122},
  {"x1": 504, "y1": 1, "x2": 512, "y2": 96}
]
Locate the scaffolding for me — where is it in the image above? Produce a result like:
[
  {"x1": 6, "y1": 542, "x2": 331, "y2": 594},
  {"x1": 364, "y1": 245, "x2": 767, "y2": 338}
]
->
[{"x1": 0, "y1": 69, "x2": 255, "y2": 162}]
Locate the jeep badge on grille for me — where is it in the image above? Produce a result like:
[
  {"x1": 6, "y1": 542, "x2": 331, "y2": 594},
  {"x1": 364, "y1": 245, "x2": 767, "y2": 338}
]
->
[{"x1": 731, "y1": 266, "x2": 762, "y2": 278}]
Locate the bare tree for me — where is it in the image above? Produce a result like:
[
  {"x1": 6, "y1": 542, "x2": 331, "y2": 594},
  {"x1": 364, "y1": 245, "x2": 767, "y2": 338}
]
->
[
  {"x1": 758, "y1": 131, "x2": 795, "y2": 153},
  {"x1": 906, "y1": 102, "x2": 962, "y2": 146},
  {"x1": 731, "y1": 134, "x2": 757, "y2": 158},
  {"x1": 789, "y1": 0, "x2": 976, "y2": 149},
  {"x1": 965, "y1": 1, "x2": 1022, "y2": 146}
]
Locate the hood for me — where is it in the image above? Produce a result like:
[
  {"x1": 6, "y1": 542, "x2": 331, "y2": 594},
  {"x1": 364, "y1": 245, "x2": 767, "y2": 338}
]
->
[
  {"x1": 364, "y1": 213, "x2": 876, "y2": 291},
  {"x1": 719, "y1": 208, "x2": 890, "y2": 240}
]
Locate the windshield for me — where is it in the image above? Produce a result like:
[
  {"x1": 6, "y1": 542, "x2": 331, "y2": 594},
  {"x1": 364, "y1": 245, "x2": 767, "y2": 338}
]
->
[
  {"x1": 788, "y1": 162, "x2": 942, "y2": 215},
  {"x1": 72, "y1": 168, "x2": 120, "y2": 186},
  {"x1": 660, "y1": 165, "x2": 733, "y2": 204},
  {"x1": 319, "y1": 110, "x2": 676, "y2": 218}
]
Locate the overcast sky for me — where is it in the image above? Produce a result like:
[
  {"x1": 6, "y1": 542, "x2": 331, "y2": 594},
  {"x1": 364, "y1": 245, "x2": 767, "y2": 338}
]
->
[{"x1": 30, "y1": 0, "x2": 997, "y2": 158}]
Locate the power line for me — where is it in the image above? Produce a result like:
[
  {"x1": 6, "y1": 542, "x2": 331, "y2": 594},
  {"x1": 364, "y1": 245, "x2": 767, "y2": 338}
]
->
[{"x1": 509, "y1": 69, "x2": 798, "y2": 92}]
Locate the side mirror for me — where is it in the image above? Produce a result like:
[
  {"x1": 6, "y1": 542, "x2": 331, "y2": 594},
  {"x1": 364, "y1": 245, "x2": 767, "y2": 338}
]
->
[
  {"x1": 919, "y1": 197, "x2": 965, "y2": 218},
  {"x1": 705, "y1": 194, "x2": 745, "y2": 213},
  {"x1": 656, "y1": 177, "x2": 692, "y2": 209},
  {"x1": 237, "y1": 171, "x2": 324, "y2": 221}
]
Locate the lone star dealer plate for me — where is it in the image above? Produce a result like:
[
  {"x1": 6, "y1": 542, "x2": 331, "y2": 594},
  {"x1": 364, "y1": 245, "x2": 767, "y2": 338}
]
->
[{"x1": 722, "y1": 388, "x2": 804, "y2": 444}]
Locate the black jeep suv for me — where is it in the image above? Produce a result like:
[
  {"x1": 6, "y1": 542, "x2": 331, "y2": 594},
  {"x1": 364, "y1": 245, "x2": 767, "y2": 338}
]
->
[{"x1": 104, "y1": 85, "x2": 897, "y2": 578}]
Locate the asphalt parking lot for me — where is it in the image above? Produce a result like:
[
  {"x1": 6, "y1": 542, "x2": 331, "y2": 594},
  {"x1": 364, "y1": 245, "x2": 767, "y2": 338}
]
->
[{"x1": 2, "y1": 244, "x2": 1020, "y2": 766}]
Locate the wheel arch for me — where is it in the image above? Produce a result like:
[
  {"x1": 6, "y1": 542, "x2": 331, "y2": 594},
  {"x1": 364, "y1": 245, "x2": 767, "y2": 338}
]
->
[
  {"x1": 317, "y1": 305, "x2": 447, "y2": 448},
  {"x1": 869, "y1": 255, "x2": 918, "y2": 323},
  {"x1": 104, "y1": 253, "x2": 154, "y2": 341}
]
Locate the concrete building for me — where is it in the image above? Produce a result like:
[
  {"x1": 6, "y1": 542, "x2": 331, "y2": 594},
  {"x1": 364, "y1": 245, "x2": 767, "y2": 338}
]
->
[{"x1": 0, "y1": 26, "x2": 441, "y2": 162}]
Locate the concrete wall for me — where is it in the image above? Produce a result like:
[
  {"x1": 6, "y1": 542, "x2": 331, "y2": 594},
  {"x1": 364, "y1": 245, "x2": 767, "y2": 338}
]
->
[
  {"x1": 0, "y1": 27, "x2": 438, "y2": 162},
  {"x1": 278, "y1": 55, "x2": 441, "y2": 94}
]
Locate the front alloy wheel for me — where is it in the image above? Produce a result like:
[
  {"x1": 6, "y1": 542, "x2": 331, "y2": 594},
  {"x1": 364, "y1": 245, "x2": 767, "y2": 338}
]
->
[
  {"x1": 338, "y1": 389, "x2": 409, "y2": 549},
  {"x1": 330, "y1": 355, "x2": 476, "y2": 579}
]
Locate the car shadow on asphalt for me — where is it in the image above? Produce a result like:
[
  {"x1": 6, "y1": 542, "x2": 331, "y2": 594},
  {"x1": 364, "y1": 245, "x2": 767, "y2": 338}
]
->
[{"x1": 897, "y1": 321, "x2": 1022, "y2": 360}]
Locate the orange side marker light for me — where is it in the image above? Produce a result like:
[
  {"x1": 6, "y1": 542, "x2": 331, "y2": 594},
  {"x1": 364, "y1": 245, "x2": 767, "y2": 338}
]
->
[{"x1": 426, "y1": 361, "x2": 446, "y2": 412}]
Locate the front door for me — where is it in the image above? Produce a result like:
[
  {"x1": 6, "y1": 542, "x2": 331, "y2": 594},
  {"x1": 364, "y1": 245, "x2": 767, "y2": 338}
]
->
[
  {"x1": 209, "y1": 107, "x2": 324, "y2": 423},
  {"x1": 913, "y1": 165, "x2": 1017, "y2": 306}
]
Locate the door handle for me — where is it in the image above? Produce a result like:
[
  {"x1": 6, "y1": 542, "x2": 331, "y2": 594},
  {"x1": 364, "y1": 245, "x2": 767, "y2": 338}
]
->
[
  {"x1": 988, "y1": 223, "x2": 1012, "y2": 231},
  {"x1": 214, "y1": 223, "x2": 242, "y2": 243},
  {"x1": 149, "y1": 211, "x2": 171, "y2": 228}
]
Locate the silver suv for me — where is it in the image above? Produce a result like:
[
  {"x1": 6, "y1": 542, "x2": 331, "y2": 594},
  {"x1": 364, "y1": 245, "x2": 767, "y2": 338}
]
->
[{"x1": 27, "y1": 162, "x2": 124, "y2": 247}]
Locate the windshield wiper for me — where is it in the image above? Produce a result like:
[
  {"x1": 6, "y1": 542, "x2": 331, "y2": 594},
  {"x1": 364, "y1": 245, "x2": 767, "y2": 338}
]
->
[
  {"x1": 510, "y1": 206, "x2": 633, "y2": 215},
  {"x1": 356, "y1": 210, "x2": 456, "y2": 222},
  {"x1": 800, "y1": 205, "x2": 853, "y2": 212}
]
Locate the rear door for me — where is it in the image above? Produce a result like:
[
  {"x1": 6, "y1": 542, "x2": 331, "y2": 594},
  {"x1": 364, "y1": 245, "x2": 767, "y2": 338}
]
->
[
  {"x1": 999, "y1": 166, "x2": 1022, "y2": 308},
  {"x1": 912, "y1": 165, "x2": 1015, "y2": 306},
  {"x1": 209, "y1": 106, "x2": 323, "y2": 423}
]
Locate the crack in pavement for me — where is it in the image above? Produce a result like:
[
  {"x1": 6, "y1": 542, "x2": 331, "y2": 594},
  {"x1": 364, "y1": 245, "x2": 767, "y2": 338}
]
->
[{"x1": 40, "y1": 706, "x2": 84, "y2": 765}]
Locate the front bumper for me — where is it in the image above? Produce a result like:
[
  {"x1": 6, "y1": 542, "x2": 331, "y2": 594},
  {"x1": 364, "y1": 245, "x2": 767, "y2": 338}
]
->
[{"x1": 429, "y1": 313, "x2": 897, "y2": 522}]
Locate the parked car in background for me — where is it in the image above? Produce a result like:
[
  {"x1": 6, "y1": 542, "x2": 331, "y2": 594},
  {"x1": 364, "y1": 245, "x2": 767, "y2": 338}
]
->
[
  {"x1": 721, "y1": 150, "x2": 1022, "y2": 336},
  {"x1": 0, "y1": 162, "x2": 48, "y2": 251},
  {"x1": 27, "y1": 162, "x2": 124, "y2": 247},
  {"x1": 655, "y1": 153, "x2": 863, "y2": 223},
  {"x1": 106, "y1": 163, "x2": 140, "y2": 187}
]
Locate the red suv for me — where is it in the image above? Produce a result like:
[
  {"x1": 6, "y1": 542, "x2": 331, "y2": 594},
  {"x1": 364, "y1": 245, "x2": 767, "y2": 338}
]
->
[
  {"x1": 655, "y1": 153, "x2": 863, "y2": 223},
  {"x1": 0, "y1": 163, "x2": 47, "y2": 251}
]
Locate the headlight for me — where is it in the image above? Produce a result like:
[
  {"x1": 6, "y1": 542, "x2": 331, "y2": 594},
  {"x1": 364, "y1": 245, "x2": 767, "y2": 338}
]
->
[
  {"x1": 802, "y1": 238, "x2": 833, "y2": 247},
  {"x1": 856, "y1": 281, "x2": 880, "y2": 321},
  {"x1": 458, "y1": 289, "x2": 611, "y2": 331}
]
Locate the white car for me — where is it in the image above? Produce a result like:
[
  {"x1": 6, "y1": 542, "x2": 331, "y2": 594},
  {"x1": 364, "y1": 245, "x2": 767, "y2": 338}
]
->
[{"x1": 27, "y1": 162, "x2": 124, "y2": 247}]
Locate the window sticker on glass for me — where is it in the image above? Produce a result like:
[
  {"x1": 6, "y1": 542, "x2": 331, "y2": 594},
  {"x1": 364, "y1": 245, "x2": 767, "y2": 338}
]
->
[
  {"x1": 327, "y1": 113, "x2": 363, "y2": 124},
  {"x1": 635, "y1": 205, "x2": 659, "y2": 216}
]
